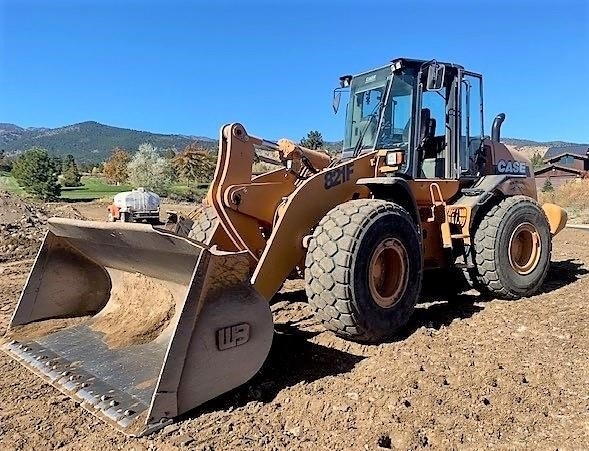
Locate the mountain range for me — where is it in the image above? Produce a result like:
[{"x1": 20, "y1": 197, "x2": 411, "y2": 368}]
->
[
  {"x1": 0, "y1": 121, "x2": 586, "y2": 163},
  {"x1": 0, "y1": 121, "x2": 216, "y2": 162}
]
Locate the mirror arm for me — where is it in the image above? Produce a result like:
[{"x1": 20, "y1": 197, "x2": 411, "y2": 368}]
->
[{"x1": 332, "y1": 86, "x2": 349, "y2": 114}]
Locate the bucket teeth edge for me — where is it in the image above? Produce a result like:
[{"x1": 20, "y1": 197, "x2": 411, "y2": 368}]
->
[{"x1": 2, "y1": 340, "x2": 168, "y2": 436}]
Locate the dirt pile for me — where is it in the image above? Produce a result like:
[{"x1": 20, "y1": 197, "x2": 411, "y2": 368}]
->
[
  {"x1": 0, "y1": 192, "x2": 89, "y2": 263},
  {"x1": 7, "y1": 316, "x2": 90, "y2": 341},
  {"x1": 46, "y1": 203, "x2": 87, "y2": 221},
  {"x1": 0, "y1": 191, "x2": 49, "y2": 262},
  {"x1": 90, "y1": 272, "x2": 177, "y2": 348}
]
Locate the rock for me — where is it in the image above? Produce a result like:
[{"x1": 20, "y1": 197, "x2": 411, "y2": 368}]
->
[
  {"x1": 161, "y1": 424, "x2": 180, "y2": 436},
  {"x1": 284, "y1": 424, "x2": 301, "y2": 437},
  {"x1": 345, "y1": 392, "x2": 359, "y2": 401},
  {"x1": 173, "y1": 434, "x2": 194, "y2": 446}
]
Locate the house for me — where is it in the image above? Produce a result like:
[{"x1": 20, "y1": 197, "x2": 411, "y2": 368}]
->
[{"x1": 534, "y1": 145, "x2": 589, "y2": 189}]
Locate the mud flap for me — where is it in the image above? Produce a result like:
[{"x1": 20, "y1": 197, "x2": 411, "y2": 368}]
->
[{"x1": 2, "y1": 218, "x2": 273, "y2": 436}]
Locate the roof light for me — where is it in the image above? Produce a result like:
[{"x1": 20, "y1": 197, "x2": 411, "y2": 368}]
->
[
  {"x1": 339, "y1": 75, "x2": 352, "y2": 88},
  {"x1": 392, "y1": 59, "x2": 403, "y2": 71}
]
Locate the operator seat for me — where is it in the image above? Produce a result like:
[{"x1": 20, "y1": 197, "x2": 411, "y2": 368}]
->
[{"x1": 418, "y1": 109, "x2": 444, "y2": 178}]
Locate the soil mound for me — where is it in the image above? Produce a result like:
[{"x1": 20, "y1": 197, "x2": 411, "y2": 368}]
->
[
  {"x1": 89, "y1": 272, "x2": 176, "y2": 348},
  {"x1": 0, "y1": 191, "x2": 49, "y2": 262},
  {"x1": 0, "y1": 192, "x2": 88, "y2": 262}
]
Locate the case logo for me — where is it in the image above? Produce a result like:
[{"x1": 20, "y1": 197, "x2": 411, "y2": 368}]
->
[{"x1": 496, "y1": 159, "x2": 528, "y2": 175}]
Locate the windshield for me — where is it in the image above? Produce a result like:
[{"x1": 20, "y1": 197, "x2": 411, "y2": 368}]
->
[
  {"x1": 343, "y1": 66, "x2": 390, "y2": 152},
  {"x1": 343, "y1": 67, "x2": 417, "y2": 156}
]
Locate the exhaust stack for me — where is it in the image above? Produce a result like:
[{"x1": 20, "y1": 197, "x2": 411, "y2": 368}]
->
[{"x1": 491, "y1": 113, "x2": 506, "y2": 142}]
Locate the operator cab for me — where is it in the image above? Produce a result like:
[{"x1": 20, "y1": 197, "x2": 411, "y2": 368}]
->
[{"x1": 334, "y1": 58, "x2": 485, "y2": 181}]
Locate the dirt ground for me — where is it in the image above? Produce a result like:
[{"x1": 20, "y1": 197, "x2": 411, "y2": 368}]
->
[{"x1": 0, "y1": 225, "x2": 588, "y2": 450}]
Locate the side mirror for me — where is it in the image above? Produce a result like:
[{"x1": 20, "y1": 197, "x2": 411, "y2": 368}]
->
[
  {"x1": 332, "y1": 90, "x2": 341, "y2": 114},
  {"x1": 426, "y1": 63, "x2": 446, "y2": 91}
]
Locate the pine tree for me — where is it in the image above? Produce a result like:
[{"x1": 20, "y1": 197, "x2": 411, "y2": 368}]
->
[
  {"x1": 61, "y1": 154, "x2": 82, "y2": 187},
  {"x1": 531, "y1": 152, "x2": 544, "y2": 168},
  {"x1": 300, "y1": 130, "x2": 325, "y2": 150},
  {"x1": 12, "y1": 147, "x2": 61, "y2": 200},
  {"x1": 541, "y1": 179, "x2": 554, "y2": 193}
]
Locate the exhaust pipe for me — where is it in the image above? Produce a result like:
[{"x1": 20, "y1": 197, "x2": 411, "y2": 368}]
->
[{"x1": 491, "y1": 113, "x2": 506, "y2": 143}]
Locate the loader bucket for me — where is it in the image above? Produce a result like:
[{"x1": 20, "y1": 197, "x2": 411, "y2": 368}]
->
[{"x1": 1, "y1": 218, "x2": 273, "y2": 436}]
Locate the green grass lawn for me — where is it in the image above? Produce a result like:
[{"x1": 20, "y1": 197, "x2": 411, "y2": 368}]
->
[
  {"x1": 0, "y1": 174, "x2": 26, "y2": 195},
  {"x1": 0, "y1": 174, "x2": 209, "y2": 202},
  {"x1": 1, "y1": 174, "x2": 130, "y2": 201},
  {"x1": 59, "y1": 176, "x2": 132, "y2": 200}
]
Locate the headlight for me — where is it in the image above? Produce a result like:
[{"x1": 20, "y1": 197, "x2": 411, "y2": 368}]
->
[{"x1": 385, "y1": 151, "x2": 403, "y2": 166}]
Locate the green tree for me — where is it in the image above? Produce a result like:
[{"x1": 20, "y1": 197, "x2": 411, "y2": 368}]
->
[
  {"x1": 61, "y1": 154, "x2": 82, "y2": 187},
  {"x1": 541, "y1": 179, "x2": 554, "y2": 193},
  {"x1": 77, "y1": 161, "x2": 95, "y2": 173},
  {"x1": 300, "y1": 130, "x2": 324, "y2": 150},
  {"x1": 12, "y1": 147, "x2": 61, "y2": 200},
  {"x1": 50, "y1": 155, "x2": 63, "y2": 174},
  {"x1": 0, "y1": 149, "x2": 13, "y2": 173},
  {"x1": 531, "y1": 152, "x2": 544, "y2": 168},
  {"x1": 128, "y1": 143, "x2": 174, "y2": 193}
]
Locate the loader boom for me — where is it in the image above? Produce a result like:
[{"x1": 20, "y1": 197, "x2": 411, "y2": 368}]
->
[{"x1": 204, "y1": 123, "x2": 378, "y2": 299}]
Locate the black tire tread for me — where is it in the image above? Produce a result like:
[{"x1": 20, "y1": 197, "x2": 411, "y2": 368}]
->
[
  {"x1": 305, "y1": 198, "x2": 419, "y2": 342},
  {"x1": 471, "y1": 195, "x2": 551, "y2": 299}
]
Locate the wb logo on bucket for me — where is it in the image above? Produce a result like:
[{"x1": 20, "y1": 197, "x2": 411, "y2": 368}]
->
[
  {"x1": 217, "y1": 323, "x2": 250, "y2": 350},
  {"x1": 496, "y1": 159, "x2": 528, "y2": 175}
]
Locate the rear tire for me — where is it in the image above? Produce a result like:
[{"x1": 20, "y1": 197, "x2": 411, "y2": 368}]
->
[
  {"x1": 469, "y1": 195, "x2": 551, "y2": 299},
  {"x1": 120, "y1": 212, "x2": 129, "y2": 223},
  {"x1": 304, "y1": 199, "x2": 423, "y2": 343}
]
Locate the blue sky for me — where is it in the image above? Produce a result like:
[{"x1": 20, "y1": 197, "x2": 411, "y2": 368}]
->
[{"x1": 0, "y1": 0, "x2": 587, "y2": 143}]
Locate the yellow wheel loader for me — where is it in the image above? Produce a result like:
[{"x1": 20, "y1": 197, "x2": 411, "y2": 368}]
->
[{"x1": 2, "y1": 57, "x2": 567, "y2": 435}]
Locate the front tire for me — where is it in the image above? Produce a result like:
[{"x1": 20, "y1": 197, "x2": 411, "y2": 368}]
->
[
  {"x1": 187, "y1": 205, "x2": 218, "y2": 244},
  {"x1": 469, "y1": 195, "x2": 551, "y2": 299},
  {"x1": 305, "y1": 199, "x2": 423, "y2": 343}
]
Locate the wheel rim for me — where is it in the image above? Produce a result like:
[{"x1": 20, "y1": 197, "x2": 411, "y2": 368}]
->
[
  {"x1": 508, "y1": 222, "x2": 541, "y2": 275},
  {"x1": 368, "y1": 238, "x2": 409, "y2": 308}
]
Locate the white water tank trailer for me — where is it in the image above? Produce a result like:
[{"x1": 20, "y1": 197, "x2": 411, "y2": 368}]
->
[{"x1": 107, "y1": 187, "x2": 161, "y2": 223}]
